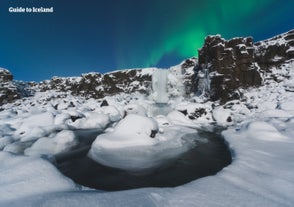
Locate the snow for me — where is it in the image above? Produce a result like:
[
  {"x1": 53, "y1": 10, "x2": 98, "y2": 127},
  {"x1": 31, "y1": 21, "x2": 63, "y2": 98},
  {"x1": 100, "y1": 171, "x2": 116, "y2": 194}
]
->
[
  {"x1": 244, "y1": 121, "x2": 289, "y2": 142},
  {"x1": 0, "y1": 59, "x2": 294, "y2": 206},
  {"x1": 124, "y1": 103, "x2": 147, "y2": 116},
  {"x1": 68, "y1": 112, "x2": 110, "y2": 129},
  {"x1": 14, "y1": 112, "x2": 55, "y2": 142},
  {"x1": 167, "y1": 110, "x2": 195, "y2": 127},
  {"x1": 24, "y1": 130, "x2": 78, "y2": 156},
  {"x1": 212, "y1": 106, "x2": 232, "y2": 124},
  {"x1": 0, "y1": 152, "x2": 77, "y2": 204},
  {"x1": 88, "y1": 114, "x2": 198, "y2": 172}
]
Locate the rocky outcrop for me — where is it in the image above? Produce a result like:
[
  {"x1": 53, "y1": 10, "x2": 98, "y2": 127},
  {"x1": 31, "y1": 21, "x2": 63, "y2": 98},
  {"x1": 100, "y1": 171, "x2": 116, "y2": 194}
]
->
[
  {"x1": 196, "y1": 29, "x2": 294, "y2": 102},
  {"x1": 0, "y1": 69, "x2": 13, "y2": 82},
  {"x1": 38, "y1": 69, "x2": 153, "y2": 99},
  {"x1": 197, "y1": 35, "x2": 261, "y2": 102},
  {"x1": 0, "y1": 69, "x2": 20, "y2": 106},
  {"x1": 181, "y1": 57, "x2": 198, "y2": 95},
  {"x1": 0, "y1": 69, "x2": 34, "y2": 106},
  {"x1": 255, "y1": 29, "x2": 294, "y2": 69}
]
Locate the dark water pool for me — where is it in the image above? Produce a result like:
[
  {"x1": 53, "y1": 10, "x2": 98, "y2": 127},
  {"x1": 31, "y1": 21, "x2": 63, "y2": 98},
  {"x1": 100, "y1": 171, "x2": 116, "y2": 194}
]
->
[{"x1": 55, "y1": 128, "x2": 231, "y2": 191}]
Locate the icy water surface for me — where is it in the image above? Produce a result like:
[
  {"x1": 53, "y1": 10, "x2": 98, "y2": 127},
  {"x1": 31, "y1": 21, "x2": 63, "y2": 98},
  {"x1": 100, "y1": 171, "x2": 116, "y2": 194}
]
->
[{"x1": 55, "y1": 128, "x2": 231, "y2": 191}]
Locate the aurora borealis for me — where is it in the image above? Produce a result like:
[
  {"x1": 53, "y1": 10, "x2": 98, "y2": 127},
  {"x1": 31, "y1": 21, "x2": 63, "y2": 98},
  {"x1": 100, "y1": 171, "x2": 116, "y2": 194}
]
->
[{"x1": 0, "y1": 0, "x2": 293, "y2": 81}]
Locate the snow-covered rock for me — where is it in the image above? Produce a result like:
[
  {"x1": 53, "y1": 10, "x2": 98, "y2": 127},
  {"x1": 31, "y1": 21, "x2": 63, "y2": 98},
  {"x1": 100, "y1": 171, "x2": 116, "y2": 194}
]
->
[
  {"x1": 88, "y1": 114, "x2": 198, "y2": 172},
  {"x1": 24, "y1": 130, "x2": 78, "y2": 156}
]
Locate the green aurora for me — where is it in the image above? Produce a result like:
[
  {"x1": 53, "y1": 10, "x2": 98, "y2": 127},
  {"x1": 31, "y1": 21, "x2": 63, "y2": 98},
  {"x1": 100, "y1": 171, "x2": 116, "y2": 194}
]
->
[
  {"x1": 1, "y1": 0, "x2": 293, "y2": 81},
  {"x1": 113, "y1": 0, "x2": 288, "y2": 68}
]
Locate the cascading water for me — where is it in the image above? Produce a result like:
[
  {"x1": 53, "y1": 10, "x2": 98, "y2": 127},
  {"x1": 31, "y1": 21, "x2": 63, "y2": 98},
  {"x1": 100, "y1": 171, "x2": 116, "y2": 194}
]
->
[
  {"x1": 152, "y1": 69, "x2": 169, "y2": 104},
  {"x1": 150, "y1": 69, "x2": 171, "y2": 116}
]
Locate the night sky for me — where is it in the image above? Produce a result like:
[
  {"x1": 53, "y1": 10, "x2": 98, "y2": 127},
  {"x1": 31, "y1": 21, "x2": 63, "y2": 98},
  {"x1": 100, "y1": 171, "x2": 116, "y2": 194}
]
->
[{"x1": 0, "y1": 0, "x2": 293, "y2": 81}]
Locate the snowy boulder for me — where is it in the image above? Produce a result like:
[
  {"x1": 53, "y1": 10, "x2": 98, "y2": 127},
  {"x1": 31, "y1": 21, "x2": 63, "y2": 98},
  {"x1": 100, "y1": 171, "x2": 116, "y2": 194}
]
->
[
  {"x1": 68, "y1": 112, "x2": 110, "y2": 130},
  {"x1": 14, "y1": 112, "x2": 55, "y2": 142},
  {"x1": 124, "y1": 104, "x2": 147, "y2": 116},
  {"x1": 99, "y1": 105, "x2": 122, "y2": 122},
  {"x1": 167, "y1": 110, "x2": 195, "y2": 127},
  {"x1": 88, "y1": 114, "x2": 197, "y2": 172},
  {"x1": 24, "y1": 130, "x2": 78, "y2": 156},
  {"x1": 212, "y1": 107, "x2": 232, "y2": 124}
]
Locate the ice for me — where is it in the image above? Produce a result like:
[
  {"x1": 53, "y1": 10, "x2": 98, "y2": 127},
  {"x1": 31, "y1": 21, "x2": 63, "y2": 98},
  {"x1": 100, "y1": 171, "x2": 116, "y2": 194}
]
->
[
  {"x1": 151, "y1": 69, "x2": 169, "y2": 103},
  {"x1": 197, "y1": 68, "x2": 211, "y2": 96},
  {"x1": 88, "y1": 114, "x2": 197, "y2": 172}
]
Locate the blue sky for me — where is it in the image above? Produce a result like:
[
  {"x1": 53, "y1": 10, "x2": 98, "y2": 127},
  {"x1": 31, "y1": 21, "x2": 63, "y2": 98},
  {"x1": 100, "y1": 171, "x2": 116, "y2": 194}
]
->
[{"x1": 0, "y1": 0, "x2": 293, "y2": 81}]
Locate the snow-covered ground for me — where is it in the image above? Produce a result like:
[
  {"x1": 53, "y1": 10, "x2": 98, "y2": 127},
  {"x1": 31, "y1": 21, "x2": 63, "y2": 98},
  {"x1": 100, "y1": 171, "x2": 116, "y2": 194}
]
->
[{"x1": 0, "y1": 62, "x2": 294, "y2": 206}]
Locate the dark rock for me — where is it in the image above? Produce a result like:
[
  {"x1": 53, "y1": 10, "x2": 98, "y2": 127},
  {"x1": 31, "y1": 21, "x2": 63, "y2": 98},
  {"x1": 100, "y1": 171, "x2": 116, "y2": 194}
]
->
[
  {"x1": 100, "y1": 100, "x2": 109, "y2": 107},
  {"x1": 187, "y1": 108, "x2": 207, "y2": 120},
  {"x1": 70, "y1": 115, "x2": 83, "y2": 122},
  {"x1": 226, "y1": 116, "x2": 232, "y2": 122},
  {"x1": 0, "y1": 69, "x2": 13, "y2": 82},
  {"x1": 255, "y1": 29, "x2": 294, "y2": 70},
  {"x1": 178, "y1": 109, "x2": 188, "y2": 116},
  {"x1": 0, "y1": 69, "x2": 30, "y2": 106},
  {"x1": 197, "y1": 35, "x2": 262, "y2": 102},
  {"x1": 150, "y1": 130, "x2": 157, "y2": 138},
  {"x1": 181, "y1": 57, "x2": 198, "y2": 95},
  {"x1": 181, "y1": 57, "x2": 197, "y2": 69},
  {"x1": 38, "y1": 69, "x2": 153, "y2": 100}
]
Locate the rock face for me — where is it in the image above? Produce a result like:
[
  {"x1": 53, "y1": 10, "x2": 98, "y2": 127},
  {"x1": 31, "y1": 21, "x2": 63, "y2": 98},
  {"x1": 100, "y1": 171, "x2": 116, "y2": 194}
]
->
[
  {"x1": 38, "y1": 69, "x2": 153, "y2": 99},
  {"x1": 255, "y1": 29, "x2": 294, "y2": 69},
  {"x1": 0, "y1": 69, "x2": 19, "y2": 106},
  {"x1": 0, "y1": 69, "x2": 13, "y2": 82},
  {"x1": 196, "y1": 29, "x2": 294, "y2": 102},
  {"x1": 0, "y1": 69, "x2": 33, "y2": 106},
  {"x1": 197, "y1": 35, "x2": 261, "y2": 102},
  {"x1": 181, "y1": 57, "x2": 198, "y2": 95}
]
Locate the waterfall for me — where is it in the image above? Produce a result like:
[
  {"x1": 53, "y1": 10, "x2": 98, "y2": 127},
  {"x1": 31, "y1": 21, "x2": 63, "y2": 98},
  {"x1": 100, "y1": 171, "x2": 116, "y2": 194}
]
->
[{"x1": 152, "y1": 69, "x2": 169, "y2": 103}]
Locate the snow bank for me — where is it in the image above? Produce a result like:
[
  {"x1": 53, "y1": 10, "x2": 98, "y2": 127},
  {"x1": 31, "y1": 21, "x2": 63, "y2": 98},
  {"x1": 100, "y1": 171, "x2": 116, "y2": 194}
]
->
[{"x1": 0, "y1": 152, "x2": 77, "y2": 204}]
